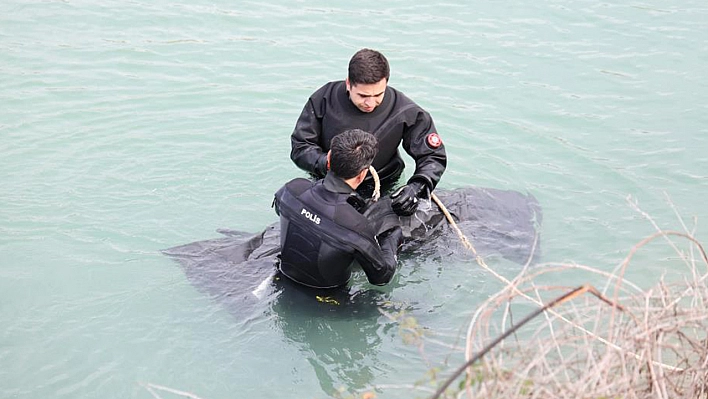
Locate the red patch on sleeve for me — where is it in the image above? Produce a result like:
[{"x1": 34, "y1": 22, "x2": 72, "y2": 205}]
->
[{"x1": 426, "y1": 132, "x2": 442, "y2": 149}]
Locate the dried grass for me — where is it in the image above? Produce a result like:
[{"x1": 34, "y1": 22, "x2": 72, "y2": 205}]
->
[{"x1": 427, "y1": 195, "x2": 708, "y2": 399}]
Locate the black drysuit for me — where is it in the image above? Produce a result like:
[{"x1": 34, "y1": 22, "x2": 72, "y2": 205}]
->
[
  {"x1": 273, "y1": 173, "x2": 402, "y2": 289},
  {"x1": 290, "y1": 81, "x2": 447, "y2": 191}
]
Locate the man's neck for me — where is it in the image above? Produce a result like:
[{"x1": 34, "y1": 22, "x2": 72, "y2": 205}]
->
[
  {"x1": 344, "y1": 176, "x2": 359, "y2": 190},
  {"x1": 345, "y1": 169, "x2": 367, "y2": 189},
  {"x1": 323, "y1": 172, "x2": 355, "y2": 194}
]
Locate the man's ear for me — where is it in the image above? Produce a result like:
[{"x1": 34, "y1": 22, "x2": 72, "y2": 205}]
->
[
  {"x1": 358, "y1": 167, "x2": 368, "y2": 183},
  {"x1": 326, "y1": 150, "x2": 331, "y2": 171}
]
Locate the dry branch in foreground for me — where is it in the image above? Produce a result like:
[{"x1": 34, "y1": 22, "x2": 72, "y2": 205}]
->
[{"x1": 425, "y1": 196, "x2": 708, "y2": 399}]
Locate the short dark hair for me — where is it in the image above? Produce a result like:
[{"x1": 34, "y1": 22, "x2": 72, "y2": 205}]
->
[
  {"x1": 348, "y1": 48, "x2": 390, "y2": 85},
  {"x1": 330, "y1": 129, "x2": 378, "y2": 179}
]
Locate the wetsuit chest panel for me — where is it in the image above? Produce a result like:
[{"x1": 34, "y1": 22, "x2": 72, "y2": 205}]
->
[{"x1": 318, "y1": 84, "x2": 403, "y2": 169}]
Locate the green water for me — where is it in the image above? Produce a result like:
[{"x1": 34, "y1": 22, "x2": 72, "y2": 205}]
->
[{"x1": 2, "y1": 1, "x2": 707, "y2": 398}]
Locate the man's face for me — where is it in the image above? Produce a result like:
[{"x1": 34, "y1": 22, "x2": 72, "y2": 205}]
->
[{"x1": 346, "y1": 78, "x2": 387, "y2": 113}]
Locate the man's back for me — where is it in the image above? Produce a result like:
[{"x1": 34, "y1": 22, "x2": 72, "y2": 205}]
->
[{"x1": 274, "y1": 174, "x2": 400, "y2": 289}]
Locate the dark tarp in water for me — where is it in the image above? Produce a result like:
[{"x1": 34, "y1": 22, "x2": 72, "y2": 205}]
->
[
  {"x1": 162, "y1": 186, "x2": 542, "y2": 394},
  {"x1": 162, "y1": 186, "x2": 542, "y2": 314}
]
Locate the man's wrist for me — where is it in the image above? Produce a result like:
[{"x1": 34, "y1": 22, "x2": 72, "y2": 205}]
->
[
  {"x1": 314, "y1": 154, "x2": 328, "y2": 176},
  {"x1": 407, "y1": 180, "x2": 428, "y2": 197}
]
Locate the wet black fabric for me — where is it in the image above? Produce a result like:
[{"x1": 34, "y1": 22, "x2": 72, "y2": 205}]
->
[
  {"x1": 162, "y1": 185, "x2": 543, "y2": 314},
  {"x1": 290, "y1": 81, "x2": 447, "y2": 190},
  {"x1": 274, "y1": 177, "x2": 398, "y2": 288},
  {"x1": 369, "y1": 187, "x2": 543, "y2": 265}
]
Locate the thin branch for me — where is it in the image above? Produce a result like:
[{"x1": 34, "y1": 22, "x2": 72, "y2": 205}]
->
[{"x1": 430, "y1": 285, "x2": 623, "y2": 399}]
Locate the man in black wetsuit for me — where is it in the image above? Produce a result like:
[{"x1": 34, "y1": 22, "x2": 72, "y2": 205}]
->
[
  {"x1": 273, "y1": 129, "x2": 403, "y2": 289},
  {"x1": 290, "y1": 48, "x2": 447, "y2": 216}
]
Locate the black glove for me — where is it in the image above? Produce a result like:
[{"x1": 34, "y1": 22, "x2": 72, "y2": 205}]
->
[
  {"x1": 391, "y1": 181, "x2": 426, "y2": 216},
  {"x1": 313, "y1": 153, "x2": 328, "y2": 178}
]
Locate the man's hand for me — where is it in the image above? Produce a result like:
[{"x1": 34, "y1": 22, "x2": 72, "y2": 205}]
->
[{"x1": 391, "y1": 181, "x2": 426, "y2": 216}]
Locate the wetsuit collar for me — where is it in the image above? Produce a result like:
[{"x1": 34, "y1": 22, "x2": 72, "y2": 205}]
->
[{"x1": 323, "y1": 171, "x2": 355, "y2": 194}]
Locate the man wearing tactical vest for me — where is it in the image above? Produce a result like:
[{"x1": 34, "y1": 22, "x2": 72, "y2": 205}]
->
[{"x1": 274, "y1": 129, "x2": 403, "y2": 288}]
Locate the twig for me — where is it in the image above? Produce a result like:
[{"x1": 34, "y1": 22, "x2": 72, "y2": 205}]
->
[
  {"x1": 430, "y1": 285, "x2": 622, "y2": 399},
  {"x1": 431, "y1": 193, "x2": 674, "y2": 372}
]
